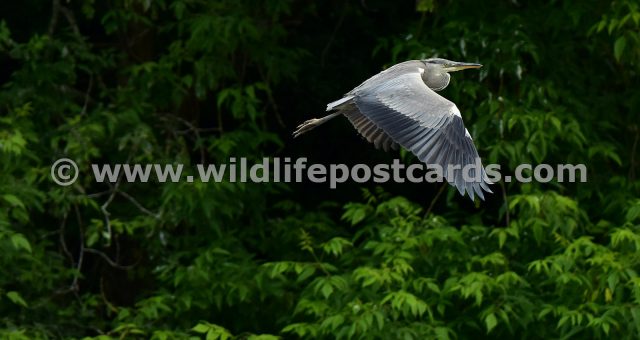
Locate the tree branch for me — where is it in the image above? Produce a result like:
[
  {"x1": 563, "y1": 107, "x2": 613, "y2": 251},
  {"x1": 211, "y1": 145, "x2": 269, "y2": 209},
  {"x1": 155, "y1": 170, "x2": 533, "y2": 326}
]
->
[
  {"x1": 117, "y1": 190, "x2": 161, "y2": 220},
  {"x1": 425, "y1": 182, "x2": 448, "y2": 217},
  {"x1": 84, "y1": 248, "x2": 138, "y2": 270}
]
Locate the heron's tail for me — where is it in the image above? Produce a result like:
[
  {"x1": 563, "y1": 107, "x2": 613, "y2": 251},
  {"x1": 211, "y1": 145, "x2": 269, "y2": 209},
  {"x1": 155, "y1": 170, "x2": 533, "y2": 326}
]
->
[{"x1": 326, "y1": 95, "x2": 354, "y2": 111}]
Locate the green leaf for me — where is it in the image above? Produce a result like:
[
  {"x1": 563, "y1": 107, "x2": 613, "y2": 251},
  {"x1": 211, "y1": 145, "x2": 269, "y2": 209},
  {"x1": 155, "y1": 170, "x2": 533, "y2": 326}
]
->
[
  {"x1": 2, "y1": 194, "x2": 24, "y2": 208},
  {"x1": 6, "y1": 291, "x2": 28, "y2": 307},
  {"x1": 10, "y1": 233, "x2": 32, "y2": 253},
  {"x1": 434, "y1": 327, "x2": 450, "y2": 340},
  {"x1": 341, "y1": 203, "x2": 369, "y2": 225},
  {"x1": 626, "y1": 201, "x2": 640, "y2": 222},
  {"x1": 320, "y1": 282, "x2": 333, "y2": 299},
  {"x1": 485, "y1": 313, "x2": 498, "y2": 333},
  {"x1": 247, "y1": 335, "x2": 280, "y2": 340},
  {"x1": 416, "y1": 0, "x2": 435, "y2": 12},
  {"x1": 192, "y1": 323, "x2": 210, "y2": 333},
  {"x1": 614, "y1": 36, "x2": 626, "y2": 61},
  {"x1": 498, "y1": 231, "x2": 507, "y2": 249}
]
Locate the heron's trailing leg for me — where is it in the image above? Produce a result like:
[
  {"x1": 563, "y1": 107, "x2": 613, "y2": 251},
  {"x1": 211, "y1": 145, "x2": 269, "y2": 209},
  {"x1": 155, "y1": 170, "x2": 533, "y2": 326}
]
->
[{"x1": 293, "y1": 112, "x2": 342, "y2": 138}]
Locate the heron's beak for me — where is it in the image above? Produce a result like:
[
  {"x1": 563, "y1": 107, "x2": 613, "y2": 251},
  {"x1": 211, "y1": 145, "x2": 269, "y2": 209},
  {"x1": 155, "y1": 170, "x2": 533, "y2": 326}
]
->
[{"x1": 443, "y1": 62, "x2": 482, "y2": 72}]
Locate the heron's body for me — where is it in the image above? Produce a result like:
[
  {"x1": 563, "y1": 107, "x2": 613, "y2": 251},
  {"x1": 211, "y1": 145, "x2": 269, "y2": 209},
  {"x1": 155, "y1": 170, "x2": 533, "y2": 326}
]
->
[{"x1": 293, "y1": 58, "x2": 492, "y2": 200}]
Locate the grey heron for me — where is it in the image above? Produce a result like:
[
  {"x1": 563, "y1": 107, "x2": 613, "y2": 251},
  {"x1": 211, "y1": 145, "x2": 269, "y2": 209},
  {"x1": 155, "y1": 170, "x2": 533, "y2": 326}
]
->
[{"x1": 293, "y1": 58, "x2": 492, "y2": 200}]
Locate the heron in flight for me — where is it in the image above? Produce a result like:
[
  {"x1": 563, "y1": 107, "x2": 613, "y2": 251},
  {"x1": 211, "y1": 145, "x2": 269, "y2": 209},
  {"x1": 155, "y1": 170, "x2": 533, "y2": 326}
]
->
[{"x1": 293, "y1": 58, "x2": 492, "y2": 200}]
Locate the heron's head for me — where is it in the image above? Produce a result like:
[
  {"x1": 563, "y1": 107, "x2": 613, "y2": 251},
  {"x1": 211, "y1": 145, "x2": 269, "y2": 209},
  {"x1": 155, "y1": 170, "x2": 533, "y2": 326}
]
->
[{"x1": 424, "y1": 58, "x2": 482, "y2": 73}]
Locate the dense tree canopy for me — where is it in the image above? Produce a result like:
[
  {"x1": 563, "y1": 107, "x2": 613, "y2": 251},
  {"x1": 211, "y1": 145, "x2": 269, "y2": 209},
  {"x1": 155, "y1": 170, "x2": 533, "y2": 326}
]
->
[{"x1": 1, "y1": 0, "x2": 640, "y2": 338}]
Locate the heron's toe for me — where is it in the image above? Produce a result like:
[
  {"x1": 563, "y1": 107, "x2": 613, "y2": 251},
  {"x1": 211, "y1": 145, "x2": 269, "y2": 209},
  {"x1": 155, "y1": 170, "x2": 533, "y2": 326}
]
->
[
  {"x1": 300, "y1": 119, "x2": 319, "y2": 128},
  {"x1": 292, "y1": 119, "x2": 319, "y2": 138}
]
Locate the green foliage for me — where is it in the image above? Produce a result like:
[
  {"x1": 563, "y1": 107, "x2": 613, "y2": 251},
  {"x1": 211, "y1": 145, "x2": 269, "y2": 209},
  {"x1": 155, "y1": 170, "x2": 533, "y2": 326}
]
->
[
  {"x1": 1, "y1": 0, "x2": 639, "y2": 339},
  {"x1": 265, "y1": 194, "x2": 640, "y2": 338}
]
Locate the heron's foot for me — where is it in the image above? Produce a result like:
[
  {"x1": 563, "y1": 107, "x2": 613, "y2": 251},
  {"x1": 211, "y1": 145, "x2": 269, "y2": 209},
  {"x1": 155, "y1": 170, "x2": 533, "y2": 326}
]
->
[{"x1": 293, "y1": 118, "x2": 321, "y2": 138}]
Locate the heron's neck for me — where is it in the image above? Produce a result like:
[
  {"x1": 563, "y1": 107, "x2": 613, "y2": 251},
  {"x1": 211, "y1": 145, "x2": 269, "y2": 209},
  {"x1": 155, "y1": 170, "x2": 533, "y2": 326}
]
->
[{"x1": 422, "y1": 70, "x2": 450, "y2": 92}]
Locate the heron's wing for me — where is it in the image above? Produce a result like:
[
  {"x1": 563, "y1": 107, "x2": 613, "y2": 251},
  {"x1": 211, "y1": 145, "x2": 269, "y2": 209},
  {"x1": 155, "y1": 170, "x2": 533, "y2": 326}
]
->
[
  {"x1": 343, "y1": 106, "x2": 399, "y2": 152},
  {"x1": 353, "y1": 69, "x2": 492, "y2": 200},
  {"x1": 326, "y1": 97, "x2": 399, "y2": 152}
]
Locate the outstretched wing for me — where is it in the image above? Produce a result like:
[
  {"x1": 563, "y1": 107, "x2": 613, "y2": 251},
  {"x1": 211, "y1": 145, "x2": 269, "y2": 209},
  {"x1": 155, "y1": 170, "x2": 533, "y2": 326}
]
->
[
  {"x1": 352, "y1": 66, "x2": 492, "y2": 200},
  {"x1": 326, "y1": 97, "x2": 399, "y2": 152}
]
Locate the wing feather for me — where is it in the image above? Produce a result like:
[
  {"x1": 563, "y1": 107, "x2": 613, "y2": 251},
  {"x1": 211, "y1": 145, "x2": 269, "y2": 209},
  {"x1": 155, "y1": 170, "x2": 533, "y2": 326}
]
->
[{"x1": 342, "y1": 107, "x2": 399, "y2": 151}]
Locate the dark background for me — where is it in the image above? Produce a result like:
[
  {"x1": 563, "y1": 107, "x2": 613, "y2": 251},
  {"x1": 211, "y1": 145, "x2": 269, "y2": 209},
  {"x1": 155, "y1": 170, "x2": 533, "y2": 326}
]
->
[{"x1": 1, "y1": 0, "x2": 639, "y2": 338}]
